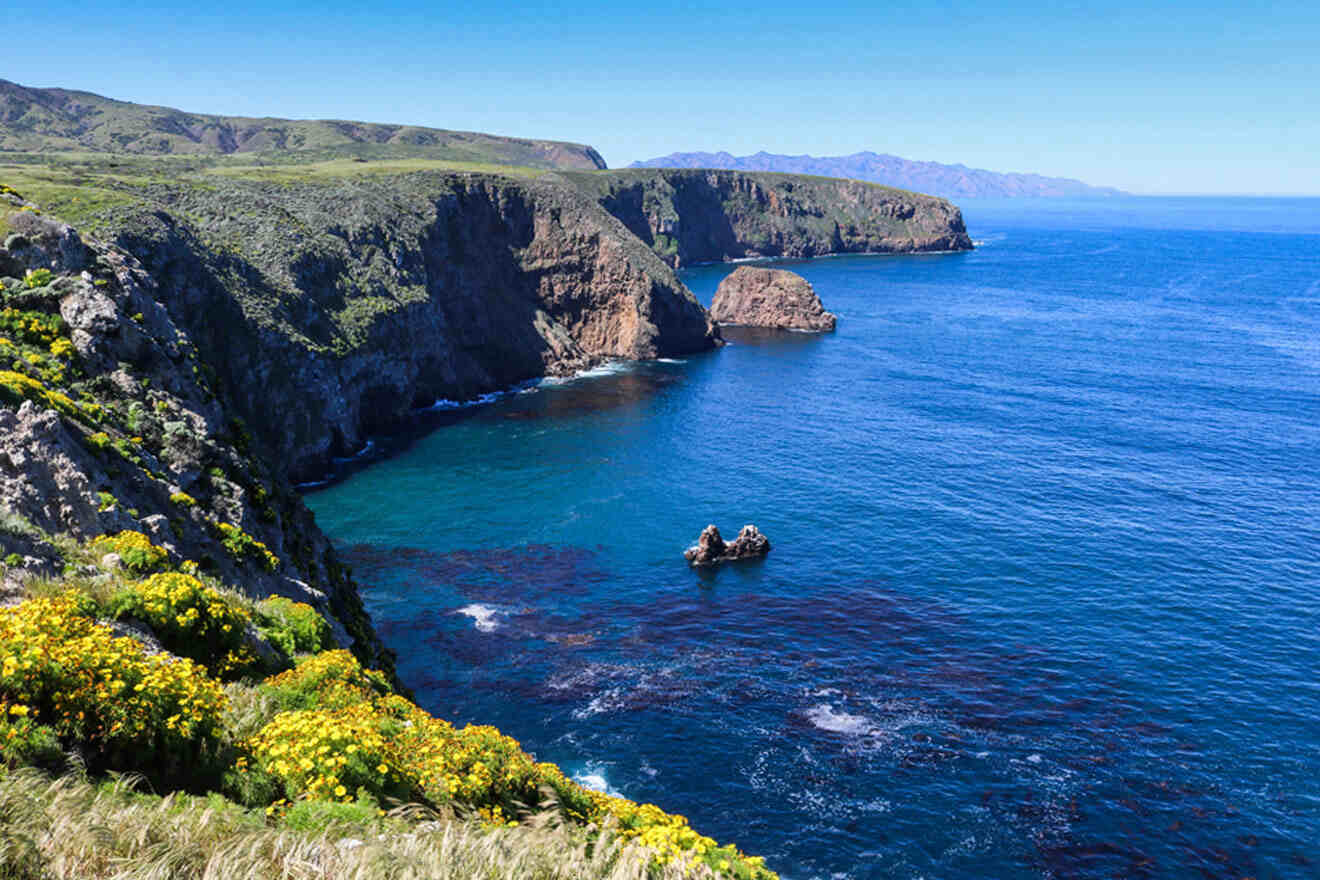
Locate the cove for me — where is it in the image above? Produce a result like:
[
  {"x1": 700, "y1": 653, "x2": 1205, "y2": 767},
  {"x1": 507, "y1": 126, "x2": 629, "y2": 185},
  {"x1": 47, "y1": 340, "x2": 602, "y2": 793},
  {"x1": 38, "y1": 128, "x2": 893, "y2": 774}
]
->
[{"x1": 307, "y1": 197, "x2": 1320, "y2": 879}]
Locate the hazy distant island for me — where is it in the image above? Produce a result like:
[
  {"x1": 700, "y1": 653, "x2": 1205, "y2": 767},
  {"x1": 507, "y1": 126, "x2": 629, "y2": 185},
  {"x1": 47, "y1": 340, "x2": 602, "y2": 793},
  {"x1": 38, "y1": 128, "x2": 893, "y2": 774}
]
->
[{"x1": 630, "y1": 150, "x2": 1125, "y2": 199}]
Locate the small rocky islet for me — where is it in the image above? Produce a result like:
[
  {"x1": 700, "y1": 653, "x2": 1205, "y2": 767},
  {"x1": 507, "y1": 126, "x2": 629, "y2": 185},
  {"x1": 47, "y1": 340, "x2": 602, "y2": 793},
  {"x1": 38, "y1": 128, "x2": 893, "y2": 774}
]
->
[
  {"x1": 685, "y1": 523, "x2": 772, "y2": 565},
  {"x1": 711, "y1": 266, "x2": 838, "y2": 331}
]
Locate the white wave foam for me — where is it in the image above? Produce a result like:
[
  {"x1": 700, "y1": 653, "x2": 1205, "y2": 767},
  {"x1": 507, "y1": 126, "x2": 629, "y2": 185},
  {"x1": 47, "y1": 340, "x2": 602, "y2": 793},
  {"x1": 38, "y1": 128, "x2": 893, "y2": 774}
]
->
[
  {"x1": 654, "y1": 357, "x2": 686, "y2": 364},
  {"x1": 572, "y1": 687, "x2": 625, "y2": 719},
  {"x1": 332, "y1": 438, "x2": 375, "y2": 463},
  {"x1": 540, "y1": 361, "x2": 635, "y2": 385},
  {"x1": 455, "y1": 603, "x2": 505, "y2": 633},
  {"x1": 573, "y1": 762, "x2": 626, "y2": 797},
  {"x1": 805, "y1": 704, "x2": 873, "y2": 735},
  {"x1": 417, "y1": 381, "x2": 540, "y2": 411}
]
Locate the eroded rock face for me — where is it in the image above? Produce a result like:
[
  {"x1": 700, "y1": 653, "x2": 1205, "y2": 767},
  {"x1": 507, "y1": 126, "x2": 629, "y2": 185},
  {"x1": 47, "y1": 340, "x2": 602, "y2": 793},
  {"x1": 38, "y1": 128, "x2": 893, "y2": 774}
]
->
[
  {"x1": 684, "y1": 524, "x2": 771, "y2": 565},
  {"x1": 0, "y1": 209, "x2": 391, "y2": 673},
  {"x1": 710, "y1": 267, "x2": 837, "y2": 331},
  {"x1": 111, "y1": 173, "x2": 720, "y2": 482},
  {"x1": 574, "y1": 168, "x2": 974, "y2": 268}
]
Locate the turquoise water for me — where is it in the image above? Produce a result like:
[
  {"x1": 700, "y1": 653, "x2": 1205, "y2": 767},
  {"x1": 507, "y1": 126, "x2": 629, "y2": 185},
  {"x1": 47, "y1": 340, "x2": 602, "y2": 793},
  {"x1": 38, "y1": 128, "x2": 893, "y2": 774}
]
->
[{"x1": 306, "y1": 197, "x2": 1320, "y2": 879}]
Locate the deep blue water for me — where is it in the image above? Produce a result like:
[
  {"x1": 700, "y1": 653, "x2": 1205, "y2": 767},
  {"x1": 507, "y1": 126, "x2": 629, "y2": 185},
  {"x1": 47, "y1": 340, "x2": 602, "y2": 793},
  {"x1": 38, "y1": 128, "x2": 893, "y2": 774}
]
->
[{"x1": 306, "y1": 197, "x2": 1320, "y2": 879}]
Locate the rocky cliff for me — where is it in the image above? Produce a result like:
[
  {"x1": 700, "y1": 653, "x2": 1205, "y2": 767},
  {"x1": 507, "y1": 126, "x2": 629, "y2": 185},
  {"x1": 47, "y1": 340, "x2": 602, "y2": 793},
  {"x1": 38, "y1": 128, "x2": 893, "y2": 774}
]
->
[
  {"x1": 562, "y1": 168, "x2": 972, "y2": 267},
  {"x1": 0, "y1": 192, "x2": 386, "y2": 670},
  {"x1": 97, "y1": 170, "x2": 717, "y2": 482}
]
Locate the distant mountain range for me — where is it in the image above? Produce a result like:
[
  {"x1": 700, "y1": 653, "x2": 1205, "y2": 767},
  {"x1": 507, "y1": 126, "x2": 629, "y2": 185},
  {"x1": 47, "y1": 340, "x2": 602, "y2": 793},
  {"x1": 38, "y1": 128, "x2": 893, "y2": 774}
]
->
[
  {"x1": 630, "y1": 150, "x2": 1124, "y2": 199},
  {"x1": 0, "y1": 79, "x2": 606, "y2": 169}
]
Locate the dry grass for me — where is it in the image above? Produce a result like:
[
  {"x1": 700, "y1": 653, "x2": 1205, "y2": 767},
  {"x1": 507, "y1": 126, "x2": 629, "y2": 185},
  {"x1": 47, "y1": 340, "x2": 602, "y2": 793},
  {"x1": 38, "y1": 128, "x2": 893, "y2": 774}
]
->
[{"x1": 0, "y1": 769, "x2": 720, "y2": 880}]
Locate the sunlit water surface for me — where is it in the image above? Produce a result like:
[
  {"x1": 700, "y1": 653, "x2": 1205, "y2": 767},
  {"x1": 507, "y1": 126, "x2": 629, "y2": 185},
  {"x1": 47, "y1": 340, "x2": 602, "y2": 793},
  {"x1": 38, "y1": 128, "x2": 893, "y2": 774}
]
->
[{"x1": 307, "y1": 197, "x2": 1320, "y2": 879}]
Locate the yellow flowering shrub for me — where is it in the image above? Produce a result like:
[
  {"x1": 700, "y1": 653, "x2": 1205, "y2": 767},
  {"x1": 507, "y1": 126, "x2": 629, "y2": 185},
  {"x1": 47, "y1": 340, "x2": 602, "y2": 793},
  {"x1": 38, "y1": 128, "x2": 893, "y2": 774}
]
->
[
  {"x1": 48, "y1": 337, "x2": 74, "y2": 360},
  {"x1": 109, "y1": 573, "x2": 256, "y2": 679},
  {"x1": 90, "y1": 530, "x2": 168, "y2": 575},
  {"x1": 0, "y1": 594, "x2": 226, "y2": 774},
  {"x1": 169, "y1": 491, "x2": 197, "y2": 507},
  {"x1": 248, "y1": 651, "x2": 774, "y2": 879},
  {"x1": 0, "y1": 308, "x2": 63, "y2": 347},
  {"x1": 0, "y1": 370, "x2": 83, "y2": 421},
  {"x1": 215, "y1": 522, "x2": 280, "y2": 572},
  {"x1": 248, "y1": 697, "x2": 417, "y2": 805}
]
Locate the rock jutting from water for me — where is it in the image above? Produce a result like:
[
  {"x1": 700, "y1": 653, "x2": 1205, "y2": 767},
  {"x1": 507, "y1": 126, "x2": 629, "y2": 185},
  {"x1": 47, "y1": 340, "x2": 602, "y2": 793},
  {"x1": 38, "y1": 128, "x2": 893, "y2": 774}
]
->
[
  {"x1": 710, "y1": 267, "x2": 837, "y2": 331},
  {"x1": 684, "y1": 524, "x2": 772, "y2": 565}
]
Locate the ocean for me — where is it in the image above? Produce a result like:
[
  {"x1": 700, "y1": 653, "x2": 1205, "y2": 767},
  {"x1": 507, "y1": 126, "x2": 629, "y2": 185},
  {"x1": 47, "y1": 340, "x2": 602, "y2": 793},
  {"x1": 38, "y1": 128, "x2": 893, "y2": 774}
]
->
[{"x1": 305, "y1": 197, "x2": 1320, "y2": 879}]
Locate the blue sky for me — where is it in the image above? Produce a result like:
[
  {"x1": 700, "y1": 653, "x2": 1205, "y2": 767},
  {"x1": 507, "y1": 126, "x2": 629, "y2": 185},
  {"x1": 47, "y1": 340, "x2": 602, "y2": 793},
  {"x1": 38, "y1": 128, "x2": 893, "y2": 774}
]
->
[{"x1": 7, "y1": 1, "x2": 1318, "y2": 194}]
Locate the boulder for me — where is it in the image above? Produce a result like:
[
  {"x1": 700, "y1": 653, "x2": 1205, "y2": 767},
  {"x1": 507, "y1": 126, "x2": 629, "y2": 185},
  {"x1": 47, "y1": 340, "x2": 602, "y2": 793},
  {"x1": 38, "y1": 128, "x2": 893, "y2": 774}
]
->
[
  {"x1": 684, "y1": 524, "x2": 771, "y2": 566},
  {"x1": 710, "y1": 266, "x2": 837, "y2": 331}
]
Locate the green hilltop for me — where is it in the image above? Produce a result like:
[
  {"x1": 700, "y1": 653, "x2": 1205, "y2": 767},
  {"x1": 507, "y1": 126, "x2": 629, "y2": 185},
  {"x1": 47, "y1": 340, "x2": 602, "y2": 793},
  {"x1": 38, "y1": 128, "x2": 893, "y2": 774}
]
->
[{"x1": 0, "y1": 79, "x2": 607, "y2": 170}]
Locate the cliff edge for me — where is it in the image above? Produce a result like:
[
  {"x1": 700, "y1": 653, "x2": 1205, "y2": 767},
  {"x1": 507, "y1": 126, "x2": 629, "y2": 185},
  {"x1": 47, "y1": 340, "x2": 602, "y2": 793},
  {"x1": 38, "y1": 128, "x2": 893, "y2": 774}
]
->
[{"x1": 562, "y1": 168, "x2": 972, "y2": 267}]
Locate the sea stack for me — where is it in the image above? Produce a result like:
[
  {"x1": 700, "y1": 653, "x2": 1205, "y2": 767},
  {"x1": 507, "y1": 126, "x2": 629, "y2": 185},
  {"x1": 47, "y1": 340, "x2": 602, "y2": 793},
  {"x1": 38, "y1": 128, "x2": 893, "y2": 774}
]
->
[
  {"x1": 684, "y1": 524, "x2": 771, "y2": 565},
  {"x1": 710, "y1": 266, "x2": 837, "y2": 331}
]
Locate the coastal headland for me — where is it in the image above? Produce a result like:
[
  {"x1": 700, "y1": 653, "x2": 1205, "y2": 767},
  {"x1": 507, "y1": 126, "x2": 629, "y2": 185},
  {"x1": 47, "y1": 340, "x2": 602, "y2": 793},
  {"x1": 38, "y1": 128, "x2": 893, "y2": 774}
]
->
[{"x1": 0, "y1": 81, "x2": 970, "y2": 878}]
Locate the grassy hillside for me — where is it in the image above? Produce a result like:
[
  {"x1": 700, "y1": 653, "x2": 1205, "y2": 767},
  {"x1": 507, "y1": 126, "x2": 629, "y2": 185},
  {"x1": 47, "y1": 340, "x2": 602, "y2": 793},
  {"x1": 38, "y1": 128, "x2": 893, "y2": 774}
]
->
[{"x1": 0, "y1": 80, "x2": 606, "y2": 170}]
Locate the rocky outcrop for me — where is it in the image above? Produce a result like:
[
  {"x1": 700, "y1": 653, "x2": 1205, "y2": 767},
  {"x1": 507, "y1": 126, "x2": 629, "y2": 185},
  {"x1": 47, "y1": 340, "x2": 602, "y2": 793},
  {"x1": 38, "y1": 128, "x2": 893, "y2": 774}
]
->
[
  {"x1": 684, "y1": 524, "x2": 771, "y2": 565},
  {"x1": 0, "y1": 199, "x2": 387, "y2": 671},
  {"x1": 711, "y1": 267, "x2": 836, "y2": 331},
  {"x1": 562, "y1": 168, "x2": 972, "y2": 268}
]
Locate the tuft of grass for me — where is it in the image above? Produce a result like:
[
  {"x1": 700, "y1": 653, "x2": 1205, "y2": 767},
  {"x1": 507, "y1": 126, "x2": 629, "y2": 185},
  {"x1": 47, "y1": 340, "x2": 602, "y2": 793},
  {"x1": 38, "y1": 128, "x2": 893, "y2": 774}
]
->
[{"x1": 0, "y1": 768, "x2": 721, "y2": 880}]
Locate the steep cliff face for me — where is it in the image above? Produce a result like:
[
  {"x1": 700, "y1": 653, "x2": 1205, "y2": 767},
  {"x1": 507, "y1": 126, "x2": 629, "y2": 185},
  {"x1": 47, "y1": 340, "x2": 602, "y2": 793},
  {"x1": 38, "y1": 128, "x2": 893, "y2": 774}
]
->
[
  {"x1": 104, "y1": 171, "x2": 718, "y2": 481},
  {"x1": 561, "y1": 168, "x2": 973, "y2": 267}
]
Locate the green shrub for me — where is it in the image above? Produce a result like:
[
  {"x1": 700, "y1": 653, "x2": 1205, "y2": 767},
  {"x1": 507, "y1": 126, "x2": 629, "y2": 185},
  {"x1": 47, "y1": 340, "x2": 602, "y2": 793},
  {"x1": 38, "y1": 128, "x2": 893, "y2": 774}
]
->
[
  {"x1": 256, "y1": 597, "x2": 331, "y2": 658},
  {"x1": 22, "y1": 269, "x2": 51, "y2": 290},
  {"x1": 279, "y1": 793, "x2": 383, "y2": 832}
]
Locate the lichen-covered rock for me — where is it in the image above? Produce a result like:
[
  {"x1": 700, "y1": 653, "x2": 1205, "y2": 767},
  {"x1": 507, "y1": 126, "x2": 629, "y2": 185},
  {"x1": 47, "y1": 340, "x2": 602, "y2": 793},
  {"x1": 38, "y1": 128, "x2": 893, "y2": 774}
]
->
[
  {"x1": 684, "y1": 524, "x2": 771, "y2": 565},
  {"x1": 0, "y1": 402, "x2": 116, "y2": 536},
  {"x1": 4, "y1": 210, "x2": 88, "y2": 272},
  {"x1": 711, "y1": 267, "x2": 837, "y2": 331}
]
